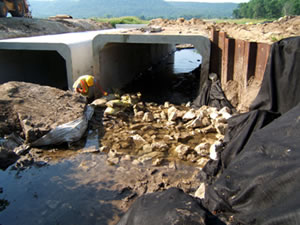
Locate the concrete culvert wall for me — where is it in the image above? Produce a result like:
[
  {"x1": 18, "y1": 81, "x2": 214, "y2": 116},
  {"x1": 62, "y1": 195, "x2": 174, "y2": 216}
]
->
[
  {"x1": 93, "y1": 34, "x2": 211, "y2": 95},
  {"x1": 0, "y1": 50, "x2": 68, "y2": 90}
]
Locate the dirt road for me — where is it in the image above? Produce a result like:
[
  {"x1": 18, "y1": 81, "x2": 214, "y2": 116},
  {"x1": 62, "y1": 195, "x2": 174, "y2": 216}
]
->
[{"x1": 0, "y1": 17, "x2": 112, "y2": 40}]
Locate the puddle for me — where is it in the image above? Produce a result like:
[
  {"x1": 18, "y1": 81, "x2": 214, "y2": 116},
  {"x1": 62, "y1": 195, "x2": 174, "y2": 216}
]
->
[
  {"x1": 0, "y1": 154, "x2": 126, "y2": 225},
  {"x1": 0, "y1": 149, "x2": 201, "y2": 225}
]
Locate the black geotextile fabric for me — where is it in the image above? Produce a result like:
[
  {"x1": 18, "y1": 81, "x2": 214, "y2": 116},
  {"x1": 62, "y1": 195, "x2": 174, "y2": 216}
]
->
[
  {"x1": 116, "y1": 188, "x2": 225, "y2": 225},
  {"x1": 193, "y1": 77, "x2": 233, "y2": 110},
  {"x1": 203, "y1": 36, "x2": 300, "y2": 224}
]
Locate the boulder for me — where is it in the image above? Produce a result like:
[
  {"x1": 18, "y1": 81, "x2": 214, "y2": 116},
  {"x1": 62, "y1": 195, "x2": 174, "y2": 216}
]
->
[
  {"x1": 175, "y1": 144, "x2": 190, "y2": 159},
  {"x1": 151, "y1": 141, "x2": 169, "y2": 152},
  {"x1": 142, "y1": 112, "x2": 154, "y2": 122},
  {"x1": 182, "y1": 109, "x2": 196, "y2": 122},
  {"x1": 131, "y1": 134, "x2": 148, "y2": 149},
  {"x1": 194, "y1": 143, "x2": 210, "y2": 156}
]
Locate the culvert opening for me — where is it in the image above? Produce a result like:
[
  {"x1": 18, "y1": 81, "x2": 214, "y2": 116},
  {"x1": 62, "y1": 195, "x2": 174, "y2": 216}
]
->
[
  {"x1": 0, "y1": 50, "x2": 68, "y2": 90},
  {"x1": 99, "y1": 43, "x2": 202, "y2": 105}
]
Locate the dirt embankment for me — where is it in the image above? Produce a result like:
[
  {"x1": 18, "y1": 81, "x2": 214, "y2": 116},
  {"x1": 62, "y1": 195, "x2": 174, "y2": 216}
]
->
[
  {"x1": 149, "y1": 16, "x2": 300, "y2": 44},
  {"x1": 0, "y1": 17, "x2": 112, "y2": 40}
]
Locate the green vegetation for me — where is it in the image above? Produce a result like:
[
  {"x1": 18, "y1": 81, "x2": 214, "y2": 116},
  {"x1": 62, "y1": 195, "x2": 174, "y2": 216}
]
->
[
  {"x1": 233, "y1": 0, "x2": 300, "y2": 19},
  {"x1": 93, "y1": 16, "x2": 149, "y2": 27}
]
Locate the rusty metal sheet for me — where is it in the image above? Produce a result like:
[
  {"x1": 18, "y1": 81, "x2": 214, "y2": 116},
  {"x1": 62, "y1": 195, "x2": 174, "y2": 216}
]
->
[
  {"x1": 221, "y1": 38, "x2": 235, "y2": 86},
  {"x1": 255, "y1": 43, "x2": 271, "y2": 81}
]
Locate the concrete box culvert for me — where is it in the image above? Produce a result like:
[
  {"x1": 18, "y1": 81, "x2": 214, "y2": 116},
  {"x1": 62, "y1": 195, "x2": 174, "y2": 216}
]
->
[
  {"x1": 92, "y1": 34, "x2": 210, "y2": 93},
  {"x1": 0, "y1": 29, "x2": 121, "y2": 90}
]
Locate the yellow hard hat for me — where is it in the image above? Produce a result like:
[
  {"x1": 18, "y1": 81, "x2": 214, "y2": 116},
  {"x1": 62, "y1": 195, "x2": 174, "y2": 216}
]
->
[{"x1": 86, "y1": 76, "x2": 94, "y2": 86}]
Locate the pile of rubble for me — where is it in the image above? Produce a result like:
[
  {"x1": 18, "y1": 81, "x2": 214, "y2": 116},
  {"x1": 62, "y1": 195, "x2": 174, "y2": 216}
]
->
[{"x1": 92, "y1": 92, "x2": 232, "y2": 169}]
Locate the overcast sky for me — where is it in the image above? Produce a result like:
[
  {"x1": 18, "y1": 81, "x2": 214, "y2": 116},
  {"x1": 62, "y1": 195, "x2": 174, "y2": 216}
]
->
[{"x1": 165, "y1": 0, "x2": 249, "y2": 3}]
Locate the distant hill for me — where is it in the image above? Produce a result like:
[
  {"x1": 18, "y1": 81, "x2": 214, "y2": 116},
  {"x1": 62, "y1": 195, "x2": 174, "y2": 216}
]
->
[{"x1": 29, "y1": 0, "x2": 238, "y2": 19}]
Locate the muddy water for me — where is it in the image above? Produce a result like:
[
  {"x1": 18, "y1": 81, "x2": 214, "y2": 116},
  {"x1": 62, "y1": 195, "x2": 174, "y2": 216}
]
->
[
  {"x1": 0, "y1": 48, "x2": 205, "y2": 225},
  {"x1": 0, "y1": 150, "x2": 200, "y2": 225}
]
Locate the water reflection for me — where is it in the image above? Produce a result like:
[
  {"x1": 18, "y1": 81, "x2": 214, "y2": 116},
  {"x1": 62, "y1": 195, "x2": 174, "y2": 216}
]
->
[
  {"x1": 0, "y1": 154, "x2": 126, "y2": 225},
  {"x1": 173, "y1": 48, "x2": 202, "y2": 74}
]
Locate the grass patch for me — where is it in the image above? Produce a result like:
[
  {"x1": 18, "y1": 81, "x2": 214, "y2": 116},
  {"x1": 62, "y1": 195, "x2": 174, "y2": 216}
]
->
[
  {"x1": 205, "y1": 18, "x2": 274, "y2": 24},
  {"x1": 92, "y1": 16, "x2": 149, "y2": 27}
]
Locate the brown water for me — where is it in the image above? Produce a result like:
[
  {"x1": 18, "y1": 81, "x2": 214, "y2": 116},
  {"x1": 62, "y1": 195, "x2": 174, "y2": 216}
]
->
[{"x1": 0, "y1": 147, "x2": 201, "y2": 225}]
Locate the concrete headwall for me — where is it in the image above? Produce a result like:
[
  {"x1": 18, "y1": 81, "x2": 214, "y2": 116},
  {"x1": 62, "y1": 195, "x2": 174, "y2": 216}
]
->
[{"x1": 93, "y1": 33, "x2": 211, "y2": 92}]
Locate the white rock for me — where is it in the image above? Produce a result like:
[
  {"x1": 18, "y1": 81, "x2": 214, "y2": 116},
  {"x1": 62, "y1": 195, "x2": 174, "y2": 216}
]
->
[
  {"x1": 132, "y1": 159, "x2": 142, "y2": 165},
  {"x1": 209, "y1": 140, "x2": 223, "y2": 160},
  {"x1": 194, "y1": 143, "x2": 210, "y2": 155},
  {"x1": 168, "y1": 111, "x2": 177, "y2": 121},
  {"x1": 151, "y1": 141, "x2": 169, "y2": 151},
  {"x1": 100, "y1": 146, "x2": 110, "y2": 152},
  {"x1": 134, "y1": 111, "x2": 144, "y2": 120},
  {"x1": 219, "y1": 106, "x2": 231, "y2": 114},
  {"x1": 160, "y1": 111, "x2": 167, "y2": 120},
  {"x1": 164, "y1": 102, "x2": 170, "y2": 108},
  {"x1": 209, "y1": 112, "x2": 219, "y2": 120},
  {"x1": 209, "y1": 145, "x2": 218, "y2": 160},
  {"x1": 108, "y1": 149, "x2": 118, "y2": 158},
  {"x1": 197, "y1": 157, "x2": 210, "y2": 168},
  {"x1": 168, "y1": 106, "x2": 178, "y2": 121},
  {"x1": 131, "y1": 134, "x2": 148, "y2": 148},
  {"x1": 142, "y1": 144, "x2": 153, "y2": 153},
  {"x1": 142, "y1": 112, "x2": 154, "y2": 122},
  {"x1": 222, "y1": 112, "x2": 232, "y2": 120},
  {"x1": 163, "y1": 135, "x2": 174, "y2": 141},
  {"x1": 182, "y1": 109, "x2": 196, "y2": 122},
  {"x1": 166, "y1": 121, "x2": 176, "y2": 126},
  {"x1": 175, "y1": 144, "x2": 190, "y2": 156},
  {"x1": 152, "y1": 158, "x2": 163, "y2": 166},
  {"x1": 187, "y1": 115, "x2": 203, "y2": 128},
  {"x1": 194, "y1": 183, "x2": 206, "y2": 199},
  {"x1": 121, "y1": 155, "x2": 132, "y2": 161},
  {"x1": 185, "y1": 102, "x2": 191, "y2": 107}
]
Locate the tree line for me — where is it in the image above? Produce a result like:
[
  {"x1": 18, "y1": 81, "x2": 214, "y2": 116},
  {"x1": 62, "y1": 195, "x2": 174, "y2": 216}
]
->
[{"x1": 233, "y1": 0, "x2": 300, "y2": 19}]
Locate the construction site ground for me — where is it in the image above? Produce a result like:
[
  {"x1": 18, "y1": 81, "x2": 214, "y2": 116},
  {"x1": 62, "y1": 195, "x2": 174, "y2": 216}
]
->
[{"x1": 0, "y1": 16, "x2": 299, "y2": 225}]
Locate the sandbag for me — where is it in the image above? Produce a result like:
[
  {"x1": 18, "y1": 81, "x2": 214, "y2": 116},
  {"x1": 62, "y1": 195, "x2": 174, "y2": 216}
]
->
[{"x1": 31, "y1": 106, "x2": 94, "y2": 146}]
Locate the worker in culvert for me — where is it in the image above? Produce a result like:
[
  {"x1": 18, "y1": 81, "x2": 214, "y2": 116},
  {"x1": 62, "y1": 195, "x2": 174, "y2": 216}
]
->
[{"x1": 73, "y1": 75, "x2": 108, "y2": 99}]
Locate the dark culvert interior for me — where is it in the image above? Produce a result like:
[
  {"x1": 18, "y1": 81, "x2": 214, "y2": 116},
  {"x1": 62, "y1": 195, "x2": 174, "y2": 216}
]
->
[
  {"x1": 99, "y1": 43, "x2": 202, "y2": 105},
  {"x1": 0, "y1": 50, "x2": 68, "y2": 90},
  {"x1": 122, "y1": 45, "x2": 202, "y2": 105}
]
